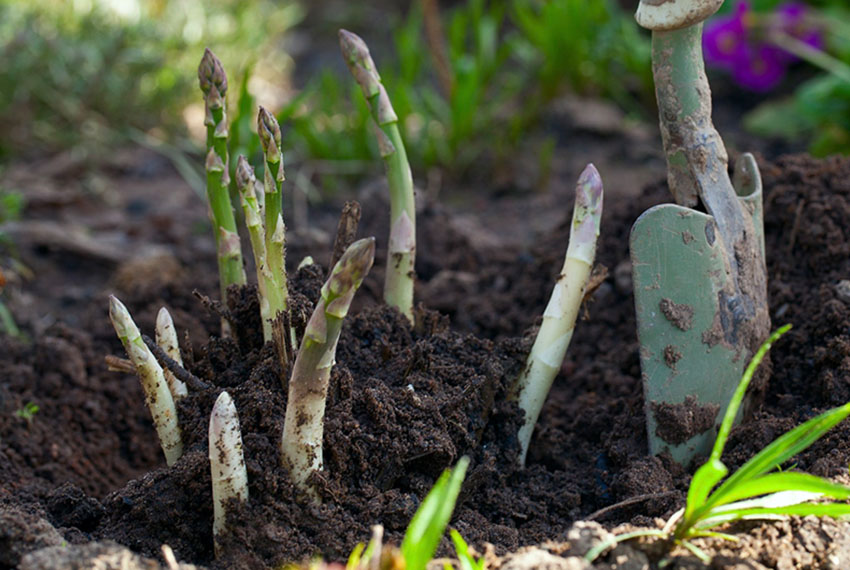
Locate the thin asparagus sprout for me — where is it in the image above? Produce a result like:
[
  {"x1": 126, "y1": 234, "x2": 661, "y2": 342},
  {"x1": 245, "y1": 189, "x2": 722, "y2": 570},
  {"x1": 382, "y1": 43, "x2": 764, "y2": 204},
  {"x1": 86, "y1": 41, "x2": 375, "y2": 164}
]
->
[
  {"x1": 257, "y1": 108, "x2": 290, "y2": 325},
  {"x1": 281, "y1": 237, "x2": 376, "y2": 497},
  {"x1": 235, "y1": 155, "x2": 277, "y2": 344},
  {"x1": 512, "y1": 165, "x2": 603, "y2": 466},
  {"x1": 155, "y1": 307, "x2": 188, "y2": 400},
  {"x1": 109, "y1": 296, "x2": 183, "y2": 466},
  {"x1": 198, "y1": 49, "x2": 246, "y2": 304},
  {"x1": 209, "y1": 391, "x2": 248, "y2": 557},
  {"x1": 339, "y1": 30, "x2": 416, "y2": 322}
]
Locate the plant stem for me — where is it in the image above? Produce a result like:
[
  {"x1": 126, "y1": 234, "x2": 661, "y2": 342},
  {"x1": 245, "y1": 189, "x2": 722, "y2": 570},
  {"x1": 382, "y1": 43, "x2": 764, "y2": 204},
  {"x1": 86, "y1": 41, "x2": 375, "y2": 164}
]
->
[
  {"x1": 339, "y1": 30, "x2": 416, "y2": 322},
  {"x1": 235, "y1": 155, "x2": 277, "y2": 344},
  {"x1": 109, "y1": 296, "x2": 183, "y2": 466},
  {"x1": 209, "y1": 390, "x2": 248, "y2": 557},
  {"x1": 156, "y1": 307, "x2": 188, "y2": 400},
  {"x1": 281, "y1": 237, "x2": 375, "y2": 498},
  {"x1": 257, "y1": 108, "x2": 290, "y2": 333},
  {"x1": 512, "y1": 165, "x2": 603, "y2": 466},
  {"x1": 198, "y1": 49, "x2": 246, "y2": 304}
]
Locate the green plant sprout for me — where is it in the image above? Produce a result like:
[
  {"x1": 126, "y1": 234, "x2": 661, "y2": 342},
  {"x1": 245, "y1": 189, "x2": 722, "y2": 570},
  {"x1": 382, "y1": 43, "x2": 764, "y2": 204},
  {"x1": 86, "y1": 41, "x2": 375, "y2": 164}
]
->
[
  {"x1": 340, "y1": 30, "x2": 416, "y2": 323},
  {"x1": 258, "y1": 106, "x2": 292, "y2": 353},
  {"x1": 14, "y1": 402, "x2": 39, "y2": 424},
  {"x1": 344, "y1": 458, "x2": 471, "y2": 570},
  {"x1": 586, "y1": 325, "x2": 850, "y2": 565},
  {"x1": 198, "y1": 49, "x2": 247, "y2": 312},
  {"x1": 234, "y1": 156, "x2": 278, "y2": 344},
  {"x1": 282, "y1": 238, "x2": 375, "y2": 498},
  {"x1": 511, "y1": 164, "x2": 603, "y2": 466},
  {"x1": 209, "y1": 390, "x2": 248, "y2": 558},
  {"x1": 109, "y1": 296, "x2": 183, "y2": 466}
]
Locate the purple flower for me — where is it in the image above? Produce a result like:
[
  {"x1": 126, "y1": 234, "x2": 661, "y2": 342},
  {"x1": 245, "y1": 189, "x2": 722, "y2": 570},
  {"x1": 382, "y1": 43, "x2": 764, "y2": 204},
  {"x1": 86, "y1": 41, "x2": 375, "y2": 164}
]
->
[
  {"x1": 703, "y1": 1, "x2": 750, "y2": 71},
  {"x1": 702, "y1": 1, "x2": 824, "y2": 92}
]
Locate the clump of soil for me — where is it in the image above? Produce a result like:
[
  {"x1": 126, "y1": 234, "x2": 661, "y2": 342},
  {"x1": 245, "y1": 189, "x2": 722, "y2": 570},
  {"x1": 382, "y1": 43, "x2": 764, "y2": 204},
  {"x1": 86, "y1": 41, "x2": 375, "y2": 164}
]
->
[{"x1": 3, "y1": 153, "x2": 850, "y2": 569}]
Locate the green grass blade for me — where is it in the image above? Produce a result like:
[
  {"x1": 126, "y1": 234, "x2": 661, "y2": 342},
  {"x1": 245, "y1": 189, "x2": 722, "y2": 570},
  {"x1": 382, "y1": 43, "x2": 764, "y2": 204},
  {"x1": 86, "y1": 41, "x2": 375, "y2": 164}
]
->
[
  {"x1": 450, "y1": 529, "x2": 484, "y2": 570},
  {"x1": 707, "y1": 401, "x2": 850, "y2": 510},
  {"x1": 711, "y1": 325, "x2": 792, "y2": 462},
  {"x1": 683, "y1": 458, "x2": 728, "y2": 522},
  {"x1": 695, "y1": 502, "x2": 850, "y2": 530},
  {"x1": 401, "y1": 457, "x2": 470, "y2": 570},
  {"x1": 705, "y1": 472, "x2": 850, "y2": 509}
]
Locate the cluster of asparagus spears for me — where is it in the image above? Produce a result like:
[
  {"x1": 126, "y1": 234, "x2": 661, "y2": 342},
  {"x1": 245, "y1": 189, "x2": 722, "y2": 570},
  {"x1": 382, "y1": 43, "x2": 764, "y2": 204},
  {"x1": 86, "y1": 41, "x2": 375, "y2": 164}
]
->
[{"x1": 108, "y1": 32, "x2": 604, "y2": 557}]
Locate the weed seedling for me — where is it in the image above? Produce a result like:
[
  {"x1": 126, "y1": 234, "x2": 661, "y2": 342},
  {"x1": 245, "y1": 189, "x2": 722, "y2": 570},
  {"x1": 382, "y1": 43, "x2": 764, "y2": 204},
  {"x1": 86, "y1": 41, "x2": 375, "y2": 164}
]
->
[
  {"x1": 14, "y1": 402, "x2": 39, "y2": 426},
  {"x1": 587, "y1": 325, "x2": 850, "y2": 564}
]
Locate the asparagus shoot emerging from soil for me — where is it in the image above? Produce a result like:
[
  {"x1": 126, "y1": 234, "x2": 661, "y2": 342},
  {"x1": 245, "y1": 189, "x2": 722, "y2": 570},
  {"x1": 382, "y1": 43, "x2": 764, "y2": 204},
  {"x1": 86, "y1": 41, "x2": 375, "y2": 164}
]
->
[
  {"x1": 257, "y1": 108, "x2": 291, "y2": 339},
  {"x1": 209, "y1": 390, "x2": 248, "y2": 557},
  {"x1": 281, "y1": 237, "x2": 376, "y2": 497},
  {"x1": 198, "y1": 48, "x2": 246, "y2": 303},
  {"x1": 339, "y1": 30, "x2": 415, "y2": 323},
  {"x1": 155, "y1": 307, "x2": 188, "y2": 400},
  {"x1": 109, "y1": 296, "x2": 183, "y2": 466},
  {"x1": 512, "y1": 165, "x2": 603, "y2": 466},
  {"x1": 235, "y1": 155, "x2": 278, "y2": 344}
]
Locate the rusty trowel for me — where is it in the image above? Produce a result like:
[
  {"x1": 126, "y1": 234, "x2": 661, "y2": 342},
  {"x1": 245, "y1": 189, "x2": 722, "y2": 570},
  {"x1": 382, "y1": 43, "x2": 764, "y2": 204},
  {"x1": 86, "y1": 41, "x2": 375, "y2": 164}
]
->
[{"x1": 630, "y1": 1, "x2": 771, "y2": 465}]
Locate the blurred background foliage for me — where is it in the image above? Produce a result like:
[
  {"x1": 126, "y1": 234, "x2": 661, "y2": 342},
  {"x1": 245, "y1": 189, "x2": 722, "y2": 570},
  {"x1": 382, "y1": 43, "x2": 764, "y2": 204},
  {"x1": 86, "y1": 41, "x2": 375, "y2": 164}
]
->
[{"x1": 1, "y1": 0, "x2": 848, "y2": 184}]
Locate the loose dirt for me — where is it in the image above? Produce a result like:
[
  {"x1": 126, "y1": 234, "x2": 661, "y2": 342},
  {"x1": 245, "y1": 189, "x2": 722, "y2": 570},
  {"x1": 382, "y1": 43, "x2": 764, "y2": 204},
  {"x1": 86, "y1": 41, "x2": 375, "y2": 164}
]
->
[{"x1": 2, "y1": 152, "x2": 850, "y2": 569}]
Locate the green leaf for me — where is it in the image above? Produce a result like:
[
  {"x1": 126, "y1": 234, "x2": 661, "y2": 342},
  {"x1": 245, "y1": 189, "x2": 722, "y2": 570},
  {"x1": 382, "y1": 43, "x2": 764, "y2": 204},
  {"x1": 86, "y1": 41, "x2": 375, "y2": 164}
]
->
[
  {"x1": 707, "y1": 401, "x2": 850, "y2": 510},
  {"x1": 401, "y1": 457, "x2": 470, "y2": 570},
  {"x1": 705, "y1": 472, "x2": 850, "y2": 509},
  {"x1": 711, "y1": 325, "x2": 792, "y2": 462},
  {"x1": 694, "y1": 502, "x2": 850, "y2": 530},
  {"x1": 683, "y1": 458, "x2": 728, "y2": 522},
  {"x1": 450, "y1": 529, "x2": 485, "y2": 570}
]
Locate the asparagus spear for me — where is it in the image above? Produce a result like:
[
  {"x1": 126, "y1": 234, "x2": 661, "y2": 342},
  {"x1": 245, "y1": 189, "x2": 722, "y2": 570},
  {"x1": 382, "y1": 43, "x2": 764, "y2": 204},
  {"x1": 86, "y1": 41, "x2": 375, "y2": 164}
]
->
[
  {"x1": 512, "y1": 165, "x2": 603, "y2": 466},
  {"x1": 109, "y1": 296, "x2": 183, "y2": 466},
  {"x1": 155, "y1": 307, "x2": 189, "y2": 400},
  {"x1": 339, "y1": 30, "x2": 416, "y2": 323},
  {"x1": 209, "y1": 390, "x2": 248, "y2": 557},
  {"x1": 198, "y1": 49, "x2": 246, "y2": 304},
  {"x1": 281, "y1": 237, "x2": 376, "y2": 497},
  {"x1": 234, "y1": 155, "x2": 277, "y2": 344},
  {"x1": 257, "y1": 107, "x2": 290, "y2": 322}
]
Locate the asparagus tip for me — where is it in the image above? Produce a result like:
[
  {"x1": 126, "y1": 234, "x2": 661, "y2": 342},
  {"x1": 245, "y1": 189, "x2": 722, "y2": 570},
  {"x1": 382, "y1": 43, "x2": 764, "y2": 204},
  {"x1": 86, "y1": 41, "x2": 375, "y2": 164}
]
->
[
  {"x1": 338, "y1": 29, "x2": 371, "y2": 65},
  {"x1": 577, "y1": 163, "x2": 603, "y2": 212},
  {"x1": 198, "y1": 48, "x2": 228, "y2": 96},
  {"x1": 257, "y1": 106, "x2": 282, "y2": 159},
  {"x1": 235, "y1": 155, "x2": 256, "y2": 191}
]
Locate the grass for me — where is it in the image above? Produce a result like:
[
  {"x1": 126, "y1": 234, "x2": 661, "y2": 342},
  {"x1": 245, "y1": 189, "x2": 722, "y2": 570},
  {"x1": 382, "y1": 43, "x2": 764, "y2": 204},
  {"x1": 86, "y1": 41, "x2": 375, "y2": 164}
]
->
[
  {"x1": 587, "y1": 324, "x2": 850, "y2": 564},
  {"x1": 344, "y1": 457, "x2": 475, "y2": 570}
]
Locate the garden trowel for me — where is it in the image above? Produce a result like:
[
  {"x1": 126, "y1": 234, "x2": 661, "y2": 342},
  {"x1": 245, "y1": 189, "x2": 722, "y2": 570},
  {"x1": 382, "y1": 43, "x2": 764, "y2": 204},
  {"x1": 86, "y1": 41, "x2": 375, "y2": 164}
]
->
[
  {"x1": 631, "y1": 154, "x2": 768, "y2": 464},
  {"x1": 631, "y1": 0, "x2": 771, "y2": 465}
]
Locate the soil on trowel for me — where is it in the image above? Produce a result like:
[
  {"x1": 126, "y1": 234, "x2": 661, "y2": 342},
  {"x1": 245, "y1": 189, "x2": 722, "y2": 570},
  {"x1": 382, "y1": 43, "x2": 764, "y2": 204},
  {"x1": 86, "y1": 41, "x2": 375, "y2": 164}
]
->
[{"x1": 3, "y1": 153, "x2": 850, "y2": 569}]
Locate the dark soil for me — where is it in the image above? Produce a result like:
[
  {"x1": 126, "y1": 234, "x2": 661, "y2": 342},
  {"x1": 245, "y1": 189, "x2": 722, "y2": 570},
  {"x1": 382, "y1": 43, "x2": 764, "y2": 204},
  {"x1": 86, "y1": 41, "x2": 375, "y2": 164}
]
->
[{"x1": 3, "y1": 151, "x2": 850, "y2": 569}]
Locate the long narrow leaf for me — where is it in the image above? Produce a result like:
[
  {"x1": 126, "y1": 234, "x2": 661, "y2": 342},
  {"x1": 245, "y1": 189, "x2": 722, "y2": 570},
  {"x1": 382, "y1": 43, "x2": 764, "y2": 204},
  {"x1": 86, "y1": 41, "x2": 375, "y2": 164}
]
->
[
  {"x1": 705, "y1": 472, "x2": 850, "y2": 510},
  {"x1": 707, "y1": 402, "x2": 850, "y2": 510},
  {"x1": 450, "y1": 529, "x2": 485, "y2": 570},
  {"x1": 401, "y1": 457, "x2": 470, "y2": 570},
  {"x1": 694, "y1": 502, "x2": 850, "y2": 530},
  {"x1": 711, "y1": 325, "x2": 792, "y2": 462},
  {"x1": 684, "y1": 458, "x2": 728, "y2": 522}
]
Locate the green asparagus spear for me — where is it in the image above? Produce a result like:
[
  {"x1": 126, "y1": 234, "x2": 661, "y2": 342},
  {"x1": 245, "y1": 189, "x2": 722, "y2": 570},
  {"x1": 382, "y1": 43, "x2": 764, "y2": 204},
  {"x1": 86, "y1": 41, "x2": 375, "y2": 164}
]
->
[
  {"x1": 257, "y1": 107, "x2": 290, "y2": 331},
  {"x1": 235, "y1": 155, "x2": 278, "y2": 344},
  {"x1": 198, "y1": 49, "x2": 246, "y2": 304},
  {"x1": 339, "y1": 30, "x2": 416, "y2": 323},
  {"x1": 281, "y1": 237, "x2": 376, "y2": 497}
]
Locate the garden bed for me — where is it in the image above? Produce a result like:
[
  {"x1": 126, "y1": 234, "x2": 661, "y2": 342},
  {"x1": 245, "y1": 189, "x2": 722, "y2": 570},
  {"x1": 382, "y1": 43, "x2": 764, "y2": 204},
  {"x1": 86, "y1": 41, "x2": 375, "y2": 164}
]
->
[{"x1": 2, "y1": 149, "x2": 850, "y2": 569}]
